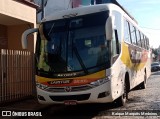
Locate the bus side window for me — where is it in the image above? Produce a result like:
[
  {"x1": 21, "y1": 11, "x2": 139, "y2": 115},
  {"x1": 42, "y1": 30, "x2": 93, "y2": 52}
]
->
[
  {"x1": 112, "y1": 29, "x2": 120, "y2": 63},
  {"x1": 115, "y1": 29, "x2": 120, "y2": 54},
  {"x1": 136, "y1": 30, "x2": 141, "y2": 47},
  {"x1": 146, "y1": 38, "x2": 149, "y2": 50},
  {"x1": 124, "y1": 20, "x2": 131, "y2": 44},
  {"x1": 142, "y1": 34, "x2": 145, "y2": 49},
  {"x1": 144, "y1": 36, "x2": 148, "y2": 50},
  {"x1": 130, "y1": 23, "x2": 137, "y2": 46},
  {"x1": 144, "y1": 36, "x2": 146, "y2": 49},
  {"x1": 36, "y1": 32, "x2": 41, "y2": 58},
  {"x1": 112, "y1": 11, "x2": 121, "y2": 54},
  {"x1": 111, "y1": 11, "x2": 122, "y2": 56},
  {"x1": 140, "y1": 33, "x2": 144, "y2": 48},
  {"x1": 112, "y1": 30, "x2": 117, "y2": 56}
]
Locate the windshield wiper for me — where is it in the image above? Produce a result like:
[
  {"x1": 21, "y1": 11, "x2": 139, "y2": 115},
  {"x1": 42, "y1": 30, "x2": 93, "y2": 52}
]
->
[
  {"x1": 48, "y1": 23, "x2": 55, "y2": 36},
  {"x1": 73, "y1": 46, "x2": 89, "y2": 74}
]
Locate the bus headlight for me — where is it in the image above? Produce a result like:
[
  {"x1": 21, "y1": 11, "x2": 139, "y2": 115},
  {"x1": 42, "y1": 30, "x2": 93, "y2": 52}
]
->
[
  {"x1": 36, "y1": 83, "x2": 48, "y2": 90},
  {"x1": 90, "y1": 75, "x2": 111, "y2": 87}
]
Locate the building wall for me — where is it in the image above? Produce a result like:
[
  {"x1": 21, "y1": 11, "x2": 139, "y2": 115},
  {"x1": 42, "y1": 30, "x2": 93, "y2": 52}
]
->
[
  {"x1": 0, "y1": 0, "x2": 36, "y2": 24},
  {"x1": 0, "y1": 24, "x2": 8, "y2": 49},
  {"x1": 0, "y1": 0, "x2": 37, "y2": 52},
  {"x1": 0, "y1": 0, "x2": 37, "y2": 103},
  {"x1": 73, "y1": 0, "x2": 92, "y2": 7},
  {"x1": 7, "y1": 24, "x2": 34, "y2": 51}
]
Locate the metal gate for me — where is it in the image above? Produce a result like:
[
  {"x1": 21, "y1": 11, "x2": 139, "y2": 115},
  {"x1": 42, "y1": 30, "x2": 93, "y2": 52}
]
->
[{"x1": 0, "y1": 49, "x2": 35, "y2": 104}]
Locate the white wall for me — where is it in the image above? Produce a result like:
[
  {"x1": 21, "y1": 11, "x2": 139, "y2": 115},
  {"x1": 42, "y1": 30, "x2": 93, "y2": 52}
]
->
[
  {"x1": 46, "y1": 0, "x2": 71, "y2": 15},
  {"x1": 37, "y1": 0, "x2": 72, "y2": 22},
  {"x1": 0, "y1": 0, "x2": 36, "y2": 24}
]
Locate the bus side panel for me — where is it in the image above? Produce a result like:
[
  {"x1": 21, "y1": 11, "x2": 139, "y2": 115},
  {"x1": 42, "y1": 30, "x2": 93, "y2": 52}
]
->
[{"x1": 110, "y1": 58, "x2": 126, "y2": 101}]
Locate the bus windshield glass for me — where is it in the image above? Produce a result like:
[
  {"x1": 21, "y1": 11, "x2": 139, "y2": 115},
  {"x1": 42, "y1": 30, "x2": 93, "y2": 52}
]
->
[{"x1": 36, "y1": 11, "x2": 111, "y2": 76}]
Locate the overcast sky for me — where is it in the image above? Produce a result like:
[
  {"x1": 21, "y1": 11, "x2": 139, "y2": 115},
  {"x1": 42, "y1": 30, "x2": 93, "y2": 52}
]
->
[{"x1": 117, "y1": 0, "x2": 160, "y2": 48}]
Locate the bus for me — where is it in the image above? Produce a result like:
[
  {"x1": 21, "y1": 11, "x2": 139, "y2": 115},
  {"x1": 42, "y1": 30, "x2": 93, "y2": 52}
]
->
[{"x1": 21, "y1": 3, "x2": 151, "y2": 106}]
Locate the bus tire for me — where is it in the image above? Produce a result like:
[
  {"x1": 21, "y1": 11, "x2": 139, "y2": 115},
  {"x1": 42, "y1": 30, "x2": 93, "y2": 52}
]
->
[
  {"x1": 141, "y1": 71, "x2": 147, "y2": 89},
  {"x1": 114, "y1": 79, "x2": 127, "y2": 106}
]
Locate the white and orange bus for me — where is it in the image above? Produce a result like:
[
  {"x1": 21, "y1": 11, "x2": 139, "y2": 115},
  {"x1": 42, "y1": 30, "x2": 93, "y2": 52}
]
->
[{"x1": 21, "y1": 2, "x2": 151, "y2": 106}]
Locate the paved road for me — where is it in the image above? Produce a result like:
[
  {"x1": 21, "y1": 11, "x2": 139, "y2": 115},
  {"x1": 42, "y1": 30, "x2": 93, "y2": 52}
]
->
[
  {"x1": 40, "y1": 71, "x2": 160, "y2": 119},
  {"x1": 43, "y1": 72, "x2": 160, "y2": 119},
  {"x1": 1, "y1": 71, "x2": 159, "y2": 119}
]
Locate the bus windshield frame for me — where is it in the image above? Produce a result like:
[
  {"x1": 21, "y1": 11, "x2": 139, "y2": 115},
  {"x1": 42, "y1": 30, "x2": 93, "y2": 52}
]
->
[{"x1": 36, "y1": 11, "x2": 111, "y2": 78}]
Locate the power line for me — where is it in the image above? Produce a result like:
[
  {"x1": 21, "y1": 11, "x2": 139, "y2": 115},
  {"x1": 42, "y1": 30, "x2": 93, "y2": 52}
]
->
[{"x1": 140, "y1": 26, "x2": 160, "y2": 31}]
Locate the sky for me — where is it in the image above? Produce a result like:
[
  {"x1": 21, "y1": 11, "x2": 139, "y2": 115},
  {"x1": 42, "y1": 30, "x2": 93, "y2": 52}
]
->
[
  {"x1": 117, "y1": 0, "x2": 160, "y2": 48},
  {"x1": 35, "y1": 0, "x2": 160, "y2": 48}
]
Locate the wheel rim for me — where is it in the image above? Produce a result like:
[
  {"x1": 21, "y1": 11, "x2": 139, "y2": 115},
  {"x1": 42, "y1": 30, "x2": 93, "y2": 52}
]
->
[
  {"x1": 144, "y1": 73, "x2": 147, "y2": 87},
  {"x1": 122, "y1": 82, "x2": 127, "y2": 102}
]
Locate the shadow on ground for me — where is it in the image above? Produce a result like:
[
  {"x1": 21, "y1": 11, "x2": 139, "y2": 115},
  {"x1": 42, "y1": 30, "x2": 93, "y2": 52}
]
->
[
  {"x1": 40, "y1": 102, "x2": 122, "y2": 119},
  {"x1": 151, "y1": 71, "x2": 160, "y2": 76}
]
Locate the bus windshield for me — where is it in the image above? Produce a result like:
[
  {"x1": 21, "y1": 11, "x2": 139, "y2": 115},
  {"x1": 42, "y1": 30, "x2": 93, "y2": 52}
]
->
[{"x1": 36, "y1": 11, "x2": 111, "y2": 76}]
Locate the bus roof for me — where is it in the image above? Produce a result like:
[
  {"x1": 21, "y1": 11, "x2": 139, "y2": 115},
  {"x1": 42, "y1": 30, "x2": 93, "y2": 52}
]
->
[
  {"x1": 40, "y1": 3, "x2": 149, "y2": 40},
  {"x1": 42, "y1": 4, "x2": 116, "y2": 22},
  {"x1": 42, "y1": 3, "x2": 137, "y2": 24}
]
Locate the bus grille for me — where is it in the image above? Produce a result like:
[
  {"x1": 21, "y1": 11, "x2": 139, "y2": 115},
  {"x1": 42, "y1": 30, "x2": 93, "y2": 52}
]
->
[
  {"x1": 45, "y1": 85, "x2": 92, "y2": 92},
  {"x1": 49, "y1": 94, "x2": 91, "y2": 102}
]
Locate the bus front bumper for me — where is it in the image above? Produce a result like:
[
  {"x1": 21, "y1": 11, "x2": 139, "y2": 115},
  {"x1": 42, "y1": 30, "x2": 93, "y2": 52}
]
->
[{"x1": 37, "y1": 82, "x2": 113, "y2": 105}]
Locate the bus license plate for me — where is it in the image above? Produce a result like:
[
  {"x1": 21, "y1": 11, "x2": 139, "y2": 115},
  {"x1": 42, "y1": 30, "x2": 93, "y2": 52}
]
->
[{"x1": 64, "y1": 100, "x2": 77, "y2": 105}]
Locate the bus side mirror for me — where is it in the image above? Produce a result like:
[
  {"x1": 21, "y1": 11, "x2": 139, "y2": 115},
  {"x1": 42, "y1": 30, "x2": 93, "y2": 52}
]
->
[
  {"x1": 21, "y1": 28, "x2": 38, "y2": 49},
  {"x1": 105, "y1": 16, "x2": 113, "y2": 40}
]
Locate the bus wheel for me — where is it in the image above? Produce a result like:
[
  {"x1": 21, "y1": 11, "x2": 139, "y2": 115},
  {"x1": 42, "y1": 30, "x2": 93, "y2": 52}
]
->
[
  {"x1": 141, "y1": 72, "x2": 147, "y2": 89},
  {"x1": 115, "y1": 80, "x2": 127, "y2": 106}
]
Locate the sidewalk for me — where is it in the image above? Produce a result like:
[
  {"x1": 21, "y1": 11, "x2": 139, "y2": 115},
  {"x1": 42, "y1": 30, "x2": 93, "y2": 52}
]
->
[{"x1": 0, "y1": 98, "x2": 50, "y2": 112}]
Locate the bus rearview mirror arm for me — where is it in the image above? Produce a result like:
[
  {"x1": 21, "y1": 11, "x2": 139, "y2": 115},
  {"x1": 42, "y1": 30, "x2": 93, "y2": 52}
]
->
[
  {"x1": 21, "y1": 28, "x2": 38, "y2": 49},
  {"x1": 106, "y1": 16, "x2": 113, "y2": 40}
]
